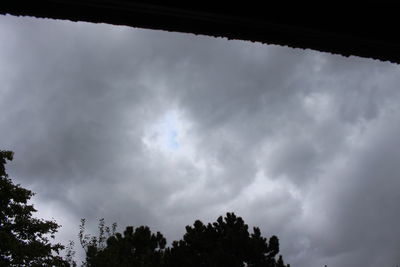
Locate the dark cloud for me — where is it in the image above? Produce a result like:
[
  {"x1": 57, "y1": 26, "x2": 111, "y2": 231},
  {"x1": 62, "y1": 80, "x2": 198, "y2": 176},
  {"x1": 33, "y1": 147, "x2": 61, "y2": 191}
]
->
[{"x1": 1, "y1": 14, "x2": 400, "y2": 267}]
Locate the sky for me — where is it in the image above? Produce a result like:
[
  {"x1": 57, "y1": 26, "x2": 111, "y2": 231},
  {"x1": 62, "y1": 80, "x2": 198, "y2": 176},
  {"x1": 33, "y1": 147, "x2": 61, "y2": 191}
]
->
[{"x1": 1, "y1": 14, "x2": 400, "y2": 267}]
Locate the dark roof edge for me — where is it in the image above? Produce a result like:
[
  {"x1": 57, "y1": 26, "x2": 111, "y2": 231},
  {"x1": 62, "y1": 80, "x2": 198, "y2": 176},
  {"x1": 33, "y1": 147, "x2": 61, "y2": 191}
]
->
[{"x1": 1, "y1": 2, "x2": 399, "y2": 64}]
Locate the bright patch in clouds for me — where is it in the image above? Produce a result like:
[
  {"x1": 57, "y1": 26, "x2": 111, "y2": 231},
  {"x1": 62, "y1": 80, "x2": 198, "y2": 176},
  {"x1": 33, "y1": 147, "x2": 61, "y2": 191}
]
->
[
  {"x1": 303, "y1": 92, "x2": 335, "y2": 122},
  {"x1": 142, "y1": 110, "x2": 190, "y2": 156}
]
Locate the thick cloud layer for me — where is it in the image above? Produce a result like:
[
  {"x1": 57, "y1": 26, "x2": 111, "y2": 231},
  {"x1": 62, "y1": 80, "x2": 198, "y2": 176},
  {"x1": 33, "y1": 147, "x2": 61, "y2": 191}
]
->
[{"x1": 1, "y1": 15, "x2": 400, "y2": 266}]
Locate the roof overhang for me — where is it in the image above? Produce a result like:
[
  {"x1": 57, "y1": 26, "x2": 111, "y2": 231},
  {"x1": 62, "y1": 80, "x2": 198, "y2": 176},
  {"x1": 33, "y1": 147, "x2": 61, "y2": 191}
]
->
[{"x1": 1, "y1": 1, "x2": 399, "y2": 64}]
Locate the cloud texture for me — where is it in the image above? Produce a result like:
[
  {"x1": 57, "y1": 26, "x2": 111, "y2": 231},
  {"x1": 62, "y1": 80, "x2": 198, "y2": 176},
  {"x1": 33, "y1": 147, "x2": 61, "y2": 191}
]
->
[{"x1": 1, "y1": 15, "x2": 400, "y2": 266}]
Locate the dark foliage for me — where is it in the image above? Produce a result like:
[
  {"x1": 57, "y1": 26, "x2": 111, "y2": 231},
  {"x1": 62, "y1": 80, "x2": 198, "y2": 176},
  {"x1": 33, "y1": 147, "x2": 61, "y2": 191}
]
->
[
  {"x1": 79, "y1": 219, "x2": 166, "y2": 267},
  {"x1": 166, "y1": 212, "x2": 289, "y2": 267},
  {"x1": 0, "y1": 150, "x2": 68, "y2": 266},
  {"x1": 81, "y1": 213, "x2": 290, "y2": 267}
]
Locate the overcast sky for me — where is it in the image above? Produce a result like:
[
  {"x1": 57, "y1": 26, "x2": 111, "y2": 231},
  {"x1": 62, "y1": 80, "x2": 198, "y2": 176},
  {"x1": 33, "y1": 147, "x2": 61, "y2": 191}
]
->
[{"x1": 1, "y1": 14, "x2": 400, "y2": 267}]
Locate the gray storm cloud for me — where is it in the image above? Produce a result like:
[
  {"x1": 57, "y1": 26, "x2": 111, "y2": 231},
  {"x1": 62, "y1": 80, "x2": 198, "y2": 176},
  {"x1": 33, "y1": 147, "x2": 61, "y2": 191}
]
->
[{"x1": 1, "y1": 15, "x2": 400, "y2": 267}]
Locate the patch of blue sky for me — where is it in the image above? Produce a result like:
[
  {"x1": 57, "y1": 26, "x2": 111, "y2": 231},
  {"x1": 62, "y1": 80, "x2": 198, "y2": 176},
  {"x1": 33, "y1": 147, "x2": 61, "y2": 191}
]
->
[{"x1": 167, "y1": 130, "x2": 180, "y2": 150}]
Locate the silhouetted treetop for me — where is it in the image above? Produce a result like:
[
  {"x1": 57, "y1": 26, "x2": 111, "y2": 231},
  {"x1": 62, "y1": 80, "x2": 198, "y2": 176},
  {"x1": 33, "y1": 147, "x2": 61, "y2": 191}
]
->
[
  {"x1": 79, "y1": 219, "x2": 166, "y2": 267},
  {"x1": 168, "y1": 212, "x2": 289, "y2": 267},
  {"x1": 81, "y1": 212, "x2": 290, "y2": 266},
  {"x1": 0, "y1": 150, "x2": 68, "y2": 266}
]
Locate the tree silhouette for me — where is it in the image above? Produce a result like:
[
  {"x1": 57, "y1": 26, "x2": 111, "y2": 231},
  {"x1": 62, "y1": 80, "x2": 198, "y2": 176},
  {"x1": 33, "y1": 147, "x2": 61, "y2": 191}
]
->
[
  {"x1": 0, "y1": 150, "x2": 68, "y2": 266},
  {"x1": 81, "y1": 213, "x2": 290, "y2": 267},
  {"x1": 167, "y1": 212, "x2": 290, "y2": 267},
  {"x1": 79, "y1": 219, "x2": 166, "y2": 267}
]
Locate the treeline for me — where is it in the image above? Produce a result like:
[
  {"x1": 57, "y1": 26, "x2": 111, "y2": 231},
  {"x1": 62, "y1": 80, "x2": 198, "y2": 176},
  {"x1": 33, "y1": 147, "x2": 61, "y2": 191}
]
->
[
  {"x1": 1, "y1": 150, "x2": 290, "y2": 267},
  {"x1": 72, "y1": 213, "x2": 290, "y2": 267}
]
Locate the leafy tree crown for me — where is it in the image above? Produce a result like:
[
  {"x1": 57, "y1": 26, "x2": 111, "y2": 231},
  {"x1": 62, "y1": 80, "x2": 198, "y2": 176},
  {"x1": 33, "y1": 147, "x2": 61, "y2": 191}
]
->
[{"x1": 0, "y1": 150, "x2": 68, "y2": 266}]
